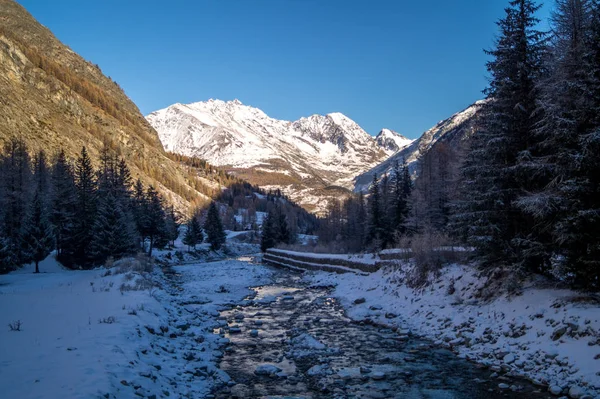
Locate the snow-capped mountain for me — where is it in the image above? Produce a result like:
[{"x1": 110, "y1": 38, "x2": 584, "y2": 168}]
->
[
  {"x1": 147, "y1": 99, "x2": 389, "y2": 214},
  {"x1": 375, "y1": 128, "x2": 413, "y2": 155},
  {"x1": 354, "y1": 101, "x2": 484, "y2": 192}
]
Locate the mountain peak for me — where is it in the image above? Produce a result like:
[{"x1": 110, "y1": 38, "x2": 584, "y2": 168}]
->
[
  {"x1": 147, "y1": 99, "x2": 389, "y2": 214},
  {"x1": 375, "y1": 128, "x2": 413, "y2": 155}
]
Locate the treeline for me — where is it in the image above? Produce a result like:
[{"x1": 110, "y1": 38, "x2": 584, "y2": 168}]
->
[
  {"x1": 215, "y1": 183, "x2": 318, "y2": 236},
  {"x1": 317, "y1": 160, "x2": 412, "y2": 253},
  {"x1": 183, "y1": 202, "x2": 226, "y2": 251},
  {"x1": 0, "y1": 138, "x2": 178, "y2": 273}
]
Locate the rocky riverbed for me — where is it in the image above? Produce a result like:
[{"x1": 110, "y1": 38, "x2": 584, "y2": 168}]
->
[{"x1": 212, "y1": 271, "x2": 552, "y2": 399}]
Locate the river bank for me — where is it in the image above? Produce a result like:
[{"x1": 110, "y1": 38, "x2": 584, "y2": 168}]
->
[{"x1": 305, "y1": 261, "x2": 600, "y2": 399}]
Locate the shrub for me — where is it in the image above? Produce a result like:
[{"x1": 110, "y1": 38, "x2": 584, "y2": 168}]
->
[
  {"x1": 115, "y1": 253, "x2": 154, "y2": 275},
  {"x1": 405, "y1": 231, "x2": 451, "y2": 288}
]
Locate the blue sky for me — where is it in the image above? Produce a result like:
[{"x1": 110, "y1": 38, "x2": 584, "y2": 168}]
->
[{"x1": 18, "y1": 0, "x2": 551, "y2": 139}]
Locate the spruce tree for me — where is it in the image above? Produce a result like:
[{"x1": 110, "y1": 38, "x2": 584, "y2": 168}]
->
[
  {"x1": 534, "y1": 0, "x2": 600, "y2": 288},
  {"x1": 275, "y1": 207, "x2": 291, "y2": 245},
  {"x1": 71, "y1": 147, "x2": 97, "y2": 268},
  {"x1": 379, "y1": 173, "x2": 392, "y2": 247},
  {"x1": 89, "y1": 150, "x2": 136, "y2": 264},
  {"x1": 452, "y1": 0, "x2": 546, "y2": 268},
  {"x1": 390, "y1": 159, "x2": 411, "y2": 238},
  {"x1": 145, "y1": 185, "x2": 166, "y2": 257},
  {"x1": 0, "y1": 137, "x2": 31, "y2": 272},
  {"x1": 164, "y1": 206, "x2": 180, "y2": 248},
  {"x1": 367, "y1": 173, "x2": 384, "y2": 248},
  {"x1": 183, "y1": 217, "x2": 203, "y2": 251},
  {"x1": 90, "y1": 190, "x2": 135, "y2": 264},
  {"x1": 132, "y1": 179, "x2": 149, "y2": 250},
  {"x1": 260, "y1": 211, "x2": 277, "y2": 252},
  {"x1": 23, "y1": 152, "x2": 53, "y2": 273},
  {"x1": 204, "y1": 202, "x2": 226, "y2": 251},
  {"x1": 50, "y1": 150, "x2": 77, "y2": 264}
]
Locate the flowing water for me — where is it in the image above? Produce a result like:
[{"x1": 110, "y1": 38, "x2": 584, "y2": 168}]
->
[{"x1": 213, "y1": 265, "x2": 550, "y2": 399}]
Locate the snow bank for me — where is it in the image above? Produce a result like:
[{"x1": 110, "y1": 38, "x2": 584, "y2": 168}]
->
[
  {"x1": 0, "y1": 254, "x2": 273, "y2": 399},
  {"x1": 306, "y1": 262, "x2": 600, "y2": 398}
]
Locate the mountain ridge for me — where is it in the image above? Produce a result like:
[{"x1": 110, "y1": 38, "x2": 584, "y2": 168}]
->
[
  {"x1": 354, "y1": 101, "x2": 484, "y2": 193},
  {"x1": 147, "y1": 99, "x2": 390, "y2": 214},
  {"x1": 0, "y1": 0, "x2": 234, "y2": 212}
]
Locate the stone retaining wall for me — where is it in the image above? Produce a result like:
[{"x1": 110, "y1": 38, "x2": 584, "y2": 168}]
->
[{"x1": 264, "y1": 250, "x2": 393, "y2": 274}]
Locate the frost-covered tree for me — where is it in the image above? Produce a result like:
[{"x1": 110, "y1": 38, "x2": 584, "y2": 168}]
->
[
  {"x1": 452, "y1": 0, "x2": 547, "y2": 268},
  {"x1": 524, "y1": 0, "x2": 600, "y2": 288}
]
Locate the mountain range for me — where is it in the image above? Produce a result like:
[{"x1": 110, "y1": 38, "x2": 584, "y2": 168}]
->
[
  {"x1": 1, "y1": 0, "x2": 481, "y2": 216},
  {"x1": 147, "y1": 100, "x2": 412, "y2": 213},
  {"x1": 147, "y1": 99, "x2": 481, "y2": 213}
]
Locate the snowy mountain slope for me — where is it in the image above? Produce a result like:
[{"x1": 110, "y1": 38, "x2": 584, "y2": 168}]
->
[
  {"x1": 354, "y1": 101, "x2": 484, "y2": 192},
  {"x1": 374, "y1": 128, "x2": 413, "y2": 155},
  {"x1": 147, "y1": 99, "x2": 389, "y2": 214}
]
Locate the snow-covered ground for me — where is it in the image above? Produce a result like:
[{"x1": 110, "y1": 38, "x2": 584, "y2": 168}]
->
[
  {"x1": 306, "y1": 262, "x2": 600, "y2": 398},
  {"x1": 0, "y1": 249, "x2": 272, "y2": 399}
]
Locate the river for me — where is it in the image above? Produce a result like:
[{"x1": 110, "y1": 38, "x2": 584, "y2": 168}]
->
[{"x1": 211, "y1": 259, "x2": 550, "y2": 399}]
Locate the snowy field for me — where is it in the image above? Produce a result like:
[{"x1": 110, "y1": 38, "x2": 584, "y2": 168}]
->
[
  {"x1": 307, "y1": 263, "x2": 600, "y2": 398},
  {"x1": 0, "y1": 252, "x2": 272, "y2": 399}
]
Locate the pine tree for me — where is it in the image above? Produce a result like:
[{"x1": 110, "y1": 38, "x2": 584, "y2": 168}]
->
[
  {"x1": 0, "y1": 137, "x2": 31, "y2": 272},
  {"x1": 204, "y1": 202, "x2": 226, "y2": 251},
  {"x1": 390, "y1": 159, "x2": 411, "y2": 238},
  {"x1": 23, "y1": 152, "x2": 53, "y2": 273},
  {"x1": 89, "y1": 149, "x2": 137, "y2": 264},
  {"x1": 260, "y1": 211, "x2": 277, "y2": 252},
  {"x1": 531, "y1": 0, "x2": 600, "y2": 288},
  {"x1": 145, "y1": 185, "x2": 166, "y2": 257},
  {"x1": 367, "y1": 173, "x2": 384, "y2": 248},
  {"x1": 70, "y1": 147, "x2": 97, "y2": 268},
  {"x1": 379, "y1": 173, "x2": 392, "y2": 247},
  {"x1": 164, "y1": 206, "x2": 180, "y2": 248},
  {"x1": 183, "y1": 216, "x2": 203, "y2": 251},
  {"x1": 132, "y1": 178, "x2": 149, "y2": 250},
  {"x1": 50, "y1": 150, "x2": 77, "y2": 264},
  {"x1": 275, "y1": 206, "x2": 292, "y2": 245},
  {"x1": 90, "y1": 190, "x2": 135, "y2": 264},
  {"x1": 452, "y1": 0, "x2": 547, "y2": 268}
]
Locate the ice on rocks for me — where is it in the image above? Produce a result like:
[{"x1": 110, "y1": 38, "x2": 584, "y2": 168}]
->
[{"x1": 254, "y1": 364, "x2": 282, "y2": 377}]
